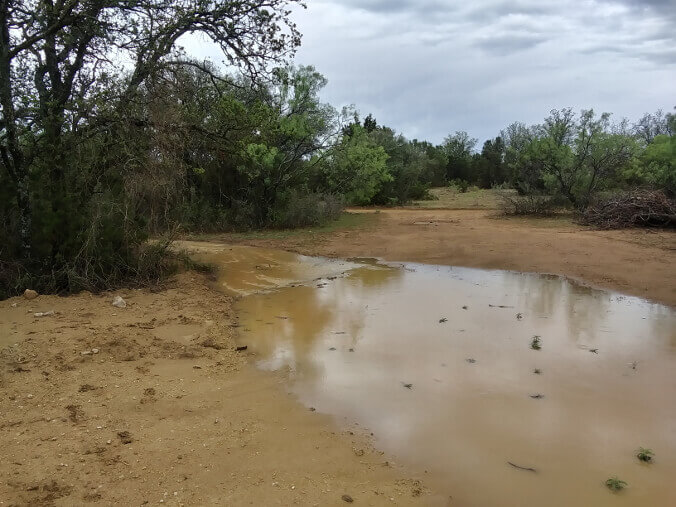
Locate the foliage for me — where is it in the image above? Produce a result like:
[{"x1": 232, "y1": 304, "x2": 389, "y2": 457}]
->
[
  {"x1": 605, "y1": 477, "x2": 627, "y2": 492},
  {"x1": 0, "y1": 0, "x2": 303, "y2": 297},
  {"x1": 637, "y1": 447, "x2": 654, "y2": 463},
  {"x1": 318, "y1": 124, "x2": 391, "y2": 205},
  {"x1": 530, "y1": 336, "x2": 542, "y2": 350},
  {"x1": 499, "y1": 193, "x2": 556, "y2": 216}
]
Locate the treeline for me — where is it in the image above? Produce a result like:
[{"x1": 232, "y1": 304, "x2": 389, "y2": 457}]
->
[{"x1": 1, "y1": 0, "x2": 673, "y2": 297}]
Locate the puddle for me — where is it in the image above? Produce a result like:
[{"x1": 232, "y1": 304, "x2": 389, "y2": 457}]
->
[{"x1": 207, "y1": 243, "x2": 676, "y2": 506}]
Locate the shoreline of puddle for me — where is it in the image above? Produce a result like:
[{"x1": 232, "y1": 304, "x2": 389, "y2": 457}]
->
[{"x1": 185, "y1": 241, "x2": 676, "y2": 507}]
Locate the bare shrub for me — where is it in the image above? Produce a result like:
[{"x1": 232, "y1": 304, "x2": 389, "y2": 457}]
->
[
  {"x1": 499, "y1": 192, "x2": 556, "y2": 216},
  {"x1": 272, "y1": 192, "x2": 344, "y2": 229},
  {"x1": 580, "y1": 189, "x2": 676, "y2": 229}
]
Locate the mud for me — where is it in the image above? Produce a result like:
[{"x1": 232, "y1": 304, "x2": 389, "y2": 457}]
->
[
  {"x1": 219, "y1": 209, "x2": 676, "y2": 307},
  {"x1": 195, "y1": 243, "x2": 676, "y2": 507}
]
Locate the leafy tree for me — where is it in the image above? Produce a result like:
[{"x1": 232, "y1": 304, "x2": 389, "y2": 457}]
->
[
  {"x1": 0, "y1": 0, "x2": 303, "y2": 294},
  {"x1": 515, "y1": 109, "x2": 635, "y2": 207},
  {"x1": 442, "y1": 131, "x2": 477, "y2": 182},
  {"x1": 319, "y1": 124, "x2": 390, "y2": 205},
  {"x1": 363, "y1": 113, "x2": 378, "y2": 133},
  {"x1": 634, "y1": 109, "x2": 673, "y2": 144}
]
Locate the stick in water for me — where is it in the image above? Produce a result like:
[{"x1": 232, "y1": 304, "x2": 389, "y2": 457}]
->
[{"x1": 507, "y1": 461, "x2": 537, "y2": 472}]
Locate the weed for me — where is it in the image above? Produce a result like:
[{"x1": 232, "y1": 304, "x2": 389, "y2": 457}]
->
[
  {"x1": 530, "y1": 336, "x2": 542, "y2": 350},
  {"x1": 637, "y1": 448, "x2": 654, "y2": 463},
  {"x1": 605, "y1": 477, "x2": 627, "y2": 492}
]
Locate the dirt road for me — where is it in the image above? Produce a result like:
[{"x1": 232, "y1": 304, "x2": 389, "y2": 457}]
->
[{"x1": 229, "y1": 209, "x2": 676, "y2": 307}]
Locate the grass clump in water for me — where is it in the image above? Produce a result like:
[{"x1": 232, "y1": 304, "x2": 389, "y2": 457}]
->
[
  {"x1": 637, "y1": 447, "x2": 654, "y2": 463},
  {"x1": 605, "y1": 477, "x2": 627, "y2": 492},
  {"x1": 530, "y1": 336, "x2": 542, "y2": 350}
]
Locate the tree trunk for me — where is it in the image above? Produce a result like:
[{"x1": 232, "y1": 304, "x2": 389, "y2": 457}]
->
[{"x1": 16, "y1": 173, "x2": 32, "y2": 259}]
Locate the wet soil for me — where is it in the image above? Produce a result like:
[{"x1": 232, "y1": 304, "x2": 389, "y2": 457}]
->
[
  {"x1": 197, "y1": 243, "x2": 676, "y2": 507},
  {"x1": 218, "y1": 209, "x2": 676, "y2": 307},
  {"x1": 0, "y1": 272, "x2": 437, "y2": 506}
]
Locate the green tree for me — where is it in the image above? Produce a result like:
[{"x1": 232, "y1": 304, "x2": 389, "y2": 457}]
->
[
  {"x1": 442, "y1": 131, "x2": 477, "y2": 182},
  {"x1": 320, "y1": 124, "x2": 390, "y2": 205},
  {"x1": 0, "y1": 0, "x2": 303, "y2": 293}
]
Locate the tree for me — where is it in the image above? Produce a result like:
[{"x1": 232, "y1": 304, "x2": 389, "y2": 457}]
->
[
  {"x1": 518, "y1": 109, "x2": 635, "y2": 207},
  {"x1": 633, "y1": 109, "x2": 673, "y2": 144},
  {"x1": 442, "y1": 131, "x2": 477, "y2": 182},
  {"x1": 320, "y1": 124, "x2": 390, "y2": 205},
  {"x1": 1, "y1": 0, "x2": 303, "y2": 292},
  {"x1": 363, "y1": 113, "x2": 378, "y2": 133}
]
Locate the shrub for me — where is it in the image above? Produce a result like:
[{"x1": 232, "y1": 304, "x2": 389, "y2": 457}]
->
[
  {"x1": 271, "y1": 192, "x2": 343, "y2": 229},
  {"x1": 500, "y1": 193, "x2": 556, "y2": 216}
]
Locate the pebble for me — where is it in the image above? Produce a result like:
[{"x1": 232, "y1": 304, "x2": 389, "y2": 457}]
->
[
  {"x1": 34, "y1": 311, "x2": 54, "y2": 317},
  {"x1": 111, "y1": 296, "x2": 127, "y2": 308},
  {"x1": 23, "y1": 289, "x2": 38, "y2": 300},
  {"x1": 342, "y1": 494, "x2": 354, "y2": 503}
]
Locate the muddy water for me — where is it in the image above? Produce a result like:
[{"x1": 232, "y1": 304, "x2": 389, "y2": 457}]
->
[{"x1": 199, "y1": 243, "x2": 676, "y2": 507}]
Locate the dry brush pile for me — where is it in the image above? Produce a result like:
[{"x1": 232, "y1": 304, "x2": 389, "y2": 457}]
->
[{"x1": 580, "y1": 190, "x2": 676, "y2": 229}]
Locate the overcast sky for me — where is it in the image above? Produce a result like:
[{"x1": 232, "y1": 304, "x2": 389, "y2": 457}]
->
[{"x1": 190, "y1": 0, "x2": 676, "y2": 144}]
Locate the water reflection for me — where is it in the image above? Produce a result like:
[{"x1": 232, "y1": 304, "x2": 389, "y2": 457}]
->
[{"x1": 203, "y1": 244, "x2": 676, "y2": 507}]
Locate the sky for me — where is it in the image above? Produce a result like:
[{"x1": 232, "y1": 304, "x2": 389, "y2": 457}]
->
[{"x1": 188, "y1": 0, "x2": 676, "y2": 144}]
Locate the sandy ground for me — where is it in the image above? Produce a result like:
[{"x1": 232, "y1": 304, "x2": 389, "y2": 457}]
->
[
  {"x1": 228, "y1": 209, "x2": 676, "y2": 307},
  {"x1": 2, "y1": 208, "x2": 674, "y2": 506},
  {"x1": 0, "y1": 273, "x2": 438, "y2": 506}
]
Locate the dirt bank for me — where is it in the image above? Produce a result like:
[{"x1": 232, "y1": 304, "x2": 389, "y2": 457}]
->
[
  {"x1": 0, "y1": 273, "x2": 438, "y2": 506},
  {"x1": 223, "y1": 209, "x2": 676, "y2": 307}
]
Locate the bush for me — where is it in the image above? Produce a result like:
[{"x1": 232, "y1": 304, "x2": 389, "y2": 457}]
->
[
  {"x1": 580, "y1": 189, "x2": 676, "y2": 229},
  {"x1": 271, "y1": 192, "x2": 344, "y2": 229},
  {"x1": 499, "y1": 192, "x2": 556, "y2": 216},
  {"x1": 449, "y1": 179, "x2": 470, "y2": 193},
  {"x1": 0, "y1": 238, "x2": 181, "y2": 300}
]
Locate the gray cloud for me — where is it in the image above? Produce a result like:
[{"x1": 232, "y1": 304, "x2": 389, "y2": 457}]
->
[
  {"x1": 184, "y1": 0, "x2": 676, "y2": 143},
  {"x1": 474, "y1": 34, "x2": 547, "y2": 55}
]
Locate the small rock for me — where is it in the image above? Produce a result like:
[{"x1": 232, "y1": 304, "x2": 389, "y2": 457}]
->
[
  {"x1": 117, "y1": 431, "x2": 133, "y2": 444},
  {"x1": 462, "y1": 306, "x2": 468, "y2": 310},
  {"x1": 34, "y1": 311, "x2": 54, "y2": 317},
  {"x1": 342, "y1": 494, "x2": 354, "y2": 503},
  {"x1": 328, "y1": 347, "x2": 336, "y2": 351},
  {"x1": 466, "y1": 358, "x2": 476, "y2": 364},
  {"x1": 81, "y1": 350, "x2": 93, "y2": 356},
  {"x1": 92, "y1": 348, "x2": 99, "y2": 354},
  {"x1": 402, "y1": 382, "x2": 413, "y2": 389},
  {"x1": 235, "y1": 345, "x2": 248, "y2": 352},
  {"x1": 23, "y1": 289, "x2": 39, "y2": 300},
  {"x1": 111, "y1": 296, "x2": 127, "y2": 308},
  {"x1": 439, "y1": 318, "x2": 448, "y2": 323}
]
